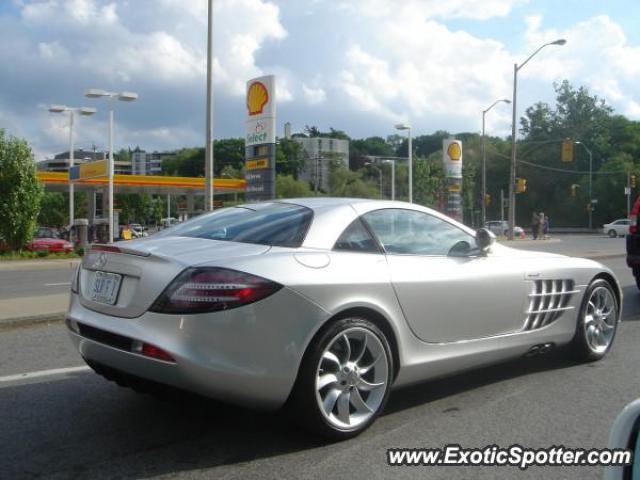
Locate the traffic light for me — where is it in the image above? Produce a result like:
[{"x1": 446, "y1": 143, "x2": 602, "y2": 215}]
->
[
  {"x1": 570, "y1": 184, "x2": 580, "y2": 197},
  {"x1": 484, "y1": 193, "x2": 491, "y2": 206},
  {"x1": 561, "y1": 139, "x2": 574, "y2": 162},
  {"x1": 516, "y1": 177, "x2": 527, "y2": 193},
  {"x1": 632, "y1": 175, "x2": 637, "y2": 188}
]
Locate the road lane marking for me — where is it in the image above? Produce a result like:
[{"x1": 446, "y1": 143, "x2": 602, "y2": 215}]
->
[
  {"x1": 44, "y1": 282, "x2": 71, "y2": 286},
  {"x1": 0, "y1": 366, "x2": 90, "y2": 383}
]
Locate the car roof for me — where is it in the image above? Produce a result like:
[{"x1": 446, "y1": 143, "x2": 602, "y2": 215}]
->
[{"x1": 240, "y1": 197, "x2": 476, "y2": 250}]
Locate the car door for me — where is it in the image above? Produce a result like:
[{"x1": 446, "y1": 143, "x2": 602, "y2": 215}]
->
[{"x1": 362, "y1": 208, "x2": 528, "y2": 343}]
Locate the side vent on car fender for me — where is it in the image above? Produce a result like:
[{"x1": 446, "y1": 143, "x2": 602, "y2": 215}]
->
[{"x1": 523, "y1": 279, "x2": 579, "y2": 330}]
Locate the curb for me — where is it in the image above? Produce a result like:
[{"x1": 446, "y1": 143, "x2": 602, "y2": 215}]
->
[{"x1": 0, "y1": 312, "x2": 65, "y2": 331}]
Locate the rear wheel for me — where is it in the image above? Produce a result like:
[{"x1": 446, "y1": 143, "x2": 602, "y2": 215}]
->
[
  {"x1": 567, "y1": 279, "x2": 618, "y2": 362},
  {"x1": 608, "y1": 229, "x2": 617, "y2": 238},
  {"x1": 289, "y1": 317, "x2": 393, "y2": 439}
]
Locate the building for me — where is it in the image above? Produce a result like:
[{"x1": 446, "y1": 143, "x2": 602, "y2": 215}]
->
[
  {"x1": 131, "y1": 150, "x2": 174, "y2": 175},
  {"x1": 38, "y1": 150, "x2": 132, "y2": 175},
  {"x1": 294, "y1": 136, "x2": 349, "y2": 192},
  {"x1": 37, "y1": 149, "x2": 105, "y2": 172}
]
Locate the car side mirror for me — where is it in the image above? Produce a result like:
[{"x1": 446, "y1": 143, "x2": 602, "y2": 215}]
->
[
  {"x1": 475, "y1": 228, "x2": 496, "y2": 252},
  {"x1": 604, "y1": 398, "x2": 640, "y2": 479}
]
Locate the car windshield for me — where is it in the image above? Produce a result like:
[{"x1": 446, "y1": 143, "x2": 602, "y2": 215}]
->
[{"x1": 159, "y1": 203, "x2": 313, "y2": 247}]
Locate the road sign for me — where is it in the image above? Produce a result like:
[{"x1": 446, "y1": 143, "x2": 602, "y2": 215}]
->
[
  {"x1": 625, "y1": 187, "x2": 631, "y2": 195},
  {"x1": 591, "y1": 199, "x2": 598, "y2": 204}
]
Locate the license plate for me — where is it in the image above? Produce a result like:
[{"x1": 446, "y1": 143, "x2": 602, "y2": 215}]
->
[{"x1": 90, "y1": 271, "x2": 122, "y2": 305}]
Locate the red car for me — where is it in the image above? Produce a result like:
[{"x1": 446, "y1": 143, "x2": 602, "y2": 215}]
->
[{"x1": 25, "y1": 227, "x2": 73, "y2": 253}]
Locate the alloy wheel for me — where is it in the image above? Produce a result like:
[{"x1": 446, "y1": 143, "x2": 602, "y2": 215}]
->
[
  {"x1": 584, "y1": 286, "x2": 617, "y2": 354},
  {"x1": 315, "y1": 327, "x2": 389, "y2": 430}
]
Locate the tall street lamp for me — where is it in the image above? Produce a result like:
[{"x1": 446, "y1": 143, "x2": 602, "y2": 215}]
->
[
  {"x1": 383, "y1": 159, "x2": 396, "y2": 200},
  {"x1": 395, "y1": 123, "x2": 412, "y2": 203},
  {"x1": 205, "y1": 0, "x2": 215, "y2": 211},
  {"x1": 481, "y1": 98, "x2": 510, "y2": 226},
  {"x1": 508, "y1": 38, "x2": 566, "y2": 239},
  {"x1": 48, "y1": 105, "x2": 96, "y2": 239},
  {"x1": 85, "y1": 89, "x2": 138, "y2": 243},
  {"x1": 364, "y1": 162, "x2": 383, "y2": 199},
  {"x1": 575, "y1": 140, "x2": 594, "y2": 230}
]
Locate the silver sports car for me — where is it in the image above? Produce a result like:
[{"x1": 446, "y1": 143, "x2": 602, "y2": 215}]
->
[{"x1": 66, "y1": 198, "x2": 621, "y2": 438}]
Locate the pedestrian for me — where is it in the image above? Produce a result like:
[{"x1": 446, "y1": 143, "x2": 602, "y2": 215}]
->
[
  {"x1": 538, "y1": 212, "x2": 545, "y2": 240},
  {"x1": 531, "y1": 211, "x2": 539, "y2": 240},
  {"x1": 543, "y1": 216, "x2": 550, "y2": 239}
]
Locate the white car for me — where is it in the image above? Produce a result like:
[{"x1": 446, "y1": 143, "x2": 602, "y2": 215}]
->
[
  {"x1": 484, "y1": 220, "x2": 524, "y2": 237},
  {"x1": 603, "y1": 219, "x2": 630, "y2": 238}
]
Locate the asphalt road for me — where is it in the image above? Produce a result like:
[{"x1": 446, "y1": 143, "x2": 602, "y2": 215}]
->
[
  {"x1": 0, "y1": 247, "x2": 638, "y2": 479},
  {"x1": 0, "y1": 263, "x2": 76, "y2": 300}
]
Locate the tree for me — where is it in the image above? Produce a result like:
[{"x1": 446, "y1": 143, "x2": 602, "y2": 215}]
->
[
  {"x1": 276, "y1": 138, "x2": 306, "y2": 178},
  {"x1": 275, "y1": 174, "x2": 313, "y2": 198},
  {"x1": 38, "y1": 192, "x2": 66, "y2": 228},
  {"x1": 0, "y1": 130, "x2": 44, "y2": 250}
]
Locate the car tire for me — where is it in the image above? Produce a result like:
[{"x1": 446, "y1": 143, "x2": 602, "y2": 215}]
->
[
  {"x1": 608, "y1": 229, "x2": 617, "y2": 238},
  {"x1": 288, "y1": 317, "x2": 394, "y2": 440},
  {"x1": 567, "y1": 279, "x2": 618, "y2": 362}
]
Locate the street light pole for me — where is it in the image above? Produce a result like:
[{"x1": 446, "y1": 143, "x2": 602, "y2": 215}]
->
[
  {"x1": 482, "y1": 98, "x2": 510, "y2": 226},
  {"x1": 383, "y1": 159, "x2": 396, "y2": 200},
  {"x1": 508, "y1": 39, "x2": 566, "y2": 240},
  {"x1": 395, "y1": 124, "x2": 412, "y2": 202},
  {"x1": 205, "y1": 0, "x2": 214, "y2": 211},
  {"x1": 49, "y1": 105, "x2": 96, "y2": 240},
  {"x1": 575, "y1": 141, "x2": 593, "y2": 230},
  {"x1": 85, "y1": 89, "x2": 138, "y2": 243}
]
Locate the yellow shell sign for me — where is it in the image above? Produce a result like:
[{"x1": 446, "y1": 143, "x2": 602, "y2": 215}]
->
[
  {"x1": 447, "y1": 142, "x2": 462, "y2": 161},
  {"x1": 247, "y1": 81, "x2": 269, "y2": 116}
]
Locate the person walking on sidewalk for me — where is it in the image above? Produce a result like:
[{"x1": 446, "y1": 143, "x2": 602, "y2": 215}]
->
[
  {"x1": 538, "y1": 212, "x2": 545, "y2": 240},
  {"x1": 531, "y1": 211, "x2": 540, "y2": 240}
]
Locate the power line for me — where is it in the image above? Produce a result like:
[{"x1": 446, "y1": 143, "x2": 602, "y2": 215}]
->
[{"x1": 517, "y1": 159, "x2": 627, "y2": 175}]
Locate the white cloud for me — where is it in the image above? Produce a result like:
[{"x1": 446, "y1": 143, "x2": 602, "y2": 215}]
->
[
  {"x1": 339, "y1": 0, "x2": 527, "y2": 20},
  {"x1": 522, "y1": 14, "x2": 640, "y2": 117},
  {"x1": 302, "y1": 83, "x2": 327, "y2": 105}
]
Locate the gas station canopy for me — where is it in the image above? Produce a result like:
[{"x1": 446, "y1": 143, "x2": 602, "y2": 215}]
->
[{"x1": 37, "y1": 172, "x2": 246, "y2": 196}]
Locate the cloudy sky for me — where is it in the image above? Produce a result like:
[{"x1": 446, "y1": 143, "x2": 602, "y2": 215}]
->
[{"x1": 1, "y1": 0, "x2": 639, "y2": 160}]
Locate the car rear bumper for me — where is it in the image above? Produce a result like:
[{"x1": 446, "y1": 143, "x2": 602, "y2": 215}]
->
[
  {"x1": 66, "y1": 287, "x2": 330, "y2": 410},
  {"x1": 626, "y1": 234, "x2": 640, "y2": 270}
]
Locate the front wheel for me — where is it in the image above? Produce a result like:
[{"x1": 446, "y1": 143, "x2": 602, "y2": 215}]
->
[
  {"x1": 288, "y1": 317, "x2": 393, "y2": 439},
  {"x1": 567, "y1": 279, "x2": 618, "y2": 362}
]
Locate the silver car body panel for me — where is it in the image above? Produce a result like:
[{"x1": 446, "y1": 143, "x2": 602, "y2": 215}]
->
[{"x1": 66, "y1": 198, "x2": 622, "y2": 410}]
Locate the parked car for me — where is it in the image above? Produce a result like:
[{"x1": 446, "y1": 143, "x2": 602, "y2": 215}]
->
[
  {"x1": 129, "y1": 224, "x2": 148, "y2": 238},
  {"x1": 603, "y1": 219, "x2": 630, "y2": 238},
  {"x1": 25, "y1": 227, "x2": 73, "y2": 253},
  {"x1": 67, "y1": 198, "x2": 621, "y2": 439},
  {"x1": 484, "y1": 220, "x2": 524, "y2": 237}
]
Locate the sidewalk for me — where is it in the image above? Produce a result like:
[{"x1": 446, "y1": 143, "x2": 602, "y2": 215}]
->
[{"x1": 0, "y1": 294, "x2": 69, "y2": 329}]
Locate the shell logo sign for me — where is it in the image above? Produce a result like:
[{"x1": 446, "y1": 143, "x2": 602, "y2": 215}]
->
[
  {"x1": 447, "y1": 142, "x2": 462, "y2": 161},
  {"x1": 442, "y1": 138, "x2": 463, "y2": 179},
  {"x1": 247, "y1": 81, "x2": 269, "y2": 116}
]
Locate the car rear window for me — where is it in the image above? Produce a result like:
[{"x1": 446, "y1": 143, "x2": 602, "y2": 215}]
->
[{"x1": 159, "y1": 203, "x2": 313, "y2": 247}]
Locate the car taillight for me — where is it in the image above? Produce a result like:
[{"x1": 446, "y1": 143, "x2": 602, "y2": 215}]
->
[{"x1": 149, "y1": 267, "x2": 282, "y2": 314}]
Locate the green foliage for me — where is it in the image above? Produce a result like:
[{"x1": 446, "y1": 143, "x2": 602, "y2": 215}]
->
[
  {"x1": 116, "y1": 193, "x2": 152, "y2": 224},
  {"x1": 515, "y1": 80, "x2": 640, "y2": 226},
  {"x1": 38, "y1": 192, "x2": 66, "y2": 228},
  {"x1": 275, "y1": 174, "x2": 313, "y2": 198},
  {"x1": 0, "y1": 130, "x2": 43, "y2": 250},
  {"x1": 276, "y1": 138, "x2": 306, "y2": 178},
  {"x1": 329, "y1": 162, "x2": 379, "y2": 198}
]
